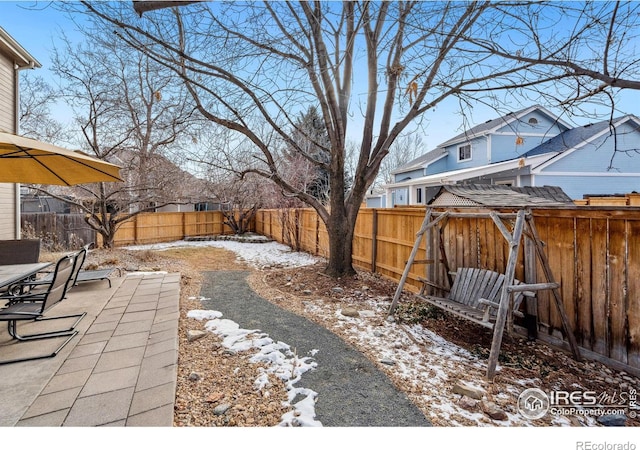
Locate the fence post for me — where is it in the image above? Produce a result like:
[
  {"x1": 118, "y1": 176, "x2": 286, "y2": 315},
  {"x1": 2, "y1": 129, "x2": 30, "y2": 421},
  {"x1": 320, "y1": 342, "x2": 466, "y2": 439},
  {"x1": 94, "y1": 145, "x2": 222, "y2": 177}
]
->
[
  {"x1": 372, "y1": 209, "x2": 378, "y2": 273},
  {"x1": 315, "y1": 213, "x2": 320, "y2": 255}
]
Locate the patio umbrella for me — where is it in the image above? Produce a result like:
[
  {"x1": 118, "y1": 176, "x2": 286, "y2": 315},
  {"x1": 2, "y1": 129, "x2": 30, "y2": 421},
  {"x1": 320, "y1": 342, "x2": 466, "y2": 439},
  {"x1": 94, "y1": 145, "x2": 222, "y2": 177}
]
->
[{"x1": 0, "y1": 131, "x2": 123, "y2": 186}]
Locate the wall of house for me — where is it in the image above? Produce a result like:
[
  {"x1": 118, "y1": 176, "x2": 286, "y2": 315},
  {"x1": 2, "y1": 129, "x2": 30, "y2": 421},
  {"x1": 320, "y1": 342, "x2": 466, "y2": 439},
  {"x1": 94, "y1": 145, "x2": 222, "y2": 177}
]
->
[
  {"x1": 0, "y1": 54, "x2": 15, "y2": 131},
  {"x1": 533, "y1": 174, "x2": 639, "y2": 200},
  {"x1": 490, "y1": 133, "x2": 548, "y2": 163},
  {"x1": 534, "y1": 121, "x2": 640, "y2": 198},
  {"x1": 0, "y1": 50, "x2": 18, "y2": 239},
  {"x1": 424, "y1": 156, "x2": 448, "y2": 176},
  {"x1": 393, "y1": 167, "x2": 424, "y2": 183},
  {"x1": 443, "y1": 137, "x2": 487, "y2": 171},
  {"x1": 490, "y1": 110, "x2": 566, "y2": 163}
]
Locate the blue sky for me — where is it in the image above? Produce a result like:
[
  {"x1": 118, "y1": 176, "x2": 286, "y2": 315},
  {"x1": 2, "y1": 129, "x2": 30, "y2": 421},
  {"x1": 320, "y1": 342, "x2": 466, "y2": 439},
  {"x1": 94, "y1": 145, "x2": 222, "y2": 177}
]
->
[
  {"x1": 0, "y1": 2, "x2": 70, "y2": 71},
  {"x1": 2, "y1": 1, "x2": 640, "y2": 151}
]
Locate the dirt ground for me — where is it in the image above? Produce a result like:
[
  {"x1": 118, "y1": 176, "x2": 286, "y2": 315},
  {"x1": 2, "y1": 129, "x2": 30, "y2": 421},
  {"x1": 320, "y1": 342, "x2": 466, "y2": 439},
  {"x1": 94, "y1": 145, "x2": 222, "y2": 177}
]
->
[{"x1": 76, "y1": 245, "x2": 639, "y2": 427}]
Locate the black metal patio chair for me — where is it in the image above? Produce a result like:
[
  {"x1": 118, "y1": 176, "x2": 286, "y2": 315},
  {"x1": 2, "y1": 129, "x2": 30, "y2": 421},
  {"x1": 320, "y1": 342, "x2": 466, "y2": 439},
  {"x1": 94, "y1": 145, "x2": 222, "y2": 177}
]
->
[{"x1": 0, "y1": 254, "x2": 86, "y2": 365}]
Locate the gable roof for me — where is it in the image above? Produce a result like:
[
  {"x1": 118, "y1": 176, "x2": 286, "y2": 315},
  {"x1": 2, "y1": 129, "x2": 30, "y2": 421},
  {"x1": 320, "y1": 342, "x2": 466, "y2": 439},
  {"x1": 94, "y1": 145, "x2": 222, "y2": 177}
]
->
[
  {"x1": 438, "y1": 105, "x2": 571, "y2": 148},
  {"x1": 428, "y1": 184, "x2": 573, "y2": 208},
  {"x1": 0, "y1": 26, "x2": 40, "y2": 69},
  {"x1": 391, "y1": 147, "x2": 447, "y2": 174},
  {"x1": 385, "y1": 152, "x2": 556, "y2": 189},
  {"x1": 523, "y1": 115, "x2": 640, "y2": 162}
]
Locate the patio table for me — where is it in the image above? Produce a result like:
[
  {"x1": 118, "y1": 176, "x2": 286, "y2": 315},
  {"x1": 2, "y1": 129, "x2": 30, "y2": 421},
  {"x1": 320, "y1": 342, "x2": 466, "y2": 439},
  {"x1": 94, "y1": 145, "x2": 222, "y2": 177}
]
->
[{"x1": 0, "y1": 262, "x2": 52, "y2": 290}]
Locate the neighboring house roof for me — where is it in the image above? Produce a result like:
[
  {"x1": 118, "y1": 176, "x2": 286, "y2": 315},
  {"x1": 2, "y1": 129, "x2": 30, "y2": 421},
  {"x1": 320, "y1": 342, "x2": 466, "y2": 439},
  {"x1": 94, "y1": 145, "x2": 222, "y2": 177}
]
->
[
  {"x1": 428, "y1": 184, "x2": 573, "y2": 208},
  {"x1": 0, "y1": 26, "x2": 41, "y2": 69},
  {"x1": 438, "y1": 105, "x2": 571, "y2": 148},
  {"x1": 385, "y1": 153, "x2": 556, "y2": 189},
  {"x1": 391, "y1": 148, "x2": 447, "y2": 175},
  {"x1": 523, "y1": 115, "x2": 640, "y2": 166}
]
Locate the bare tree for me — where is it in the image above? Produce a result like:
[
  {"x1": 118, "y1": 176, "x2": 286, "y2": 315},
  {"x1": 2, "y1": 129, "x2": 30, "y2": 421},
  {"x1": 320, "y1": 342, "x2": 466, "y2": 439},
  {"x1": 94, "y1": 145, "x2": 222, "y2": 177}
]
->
[
  {"x1": 18, "y1": 73, "x2": 68, "y2": 143},
  {"x1": 77, "y1": 1, "x2": 636, "y2": 276},
  {"x1": 454, "y1": 2, "x2": 640, "y2": 120},
  {"x1": 207, "y1": 172, "x2": 261, "y2": 235},
  {"x1": 30, "y1": 28, "x2": 198, "y2": 248},
  {"x1": 377, "y1": 133, "x2": 426, "y2": 187}
]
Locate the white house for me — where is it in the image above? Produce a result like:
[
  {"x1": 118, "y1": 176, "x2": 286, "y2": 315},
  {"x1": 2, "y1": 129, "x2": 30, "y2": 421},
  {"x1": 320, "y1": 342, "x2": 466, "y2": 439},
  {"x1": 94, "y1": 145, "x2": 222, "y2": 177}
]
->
[
  {"x1": 376, "y1": 105, "x2": 640, "y2": 207},
  {"x1": 0, "y1": 27, "x2": 40, "y2": 238}
]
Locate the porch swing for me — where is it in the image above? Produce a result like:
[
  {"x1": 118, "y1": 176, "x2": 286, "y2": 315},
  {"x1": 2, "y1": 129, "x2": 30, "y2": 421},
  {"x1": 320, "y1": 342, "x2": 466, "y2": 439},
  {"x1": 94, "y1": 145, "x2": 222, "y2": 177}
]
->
[{"x1": 387, "y1": 200, "x2": 581, "y2": 380}]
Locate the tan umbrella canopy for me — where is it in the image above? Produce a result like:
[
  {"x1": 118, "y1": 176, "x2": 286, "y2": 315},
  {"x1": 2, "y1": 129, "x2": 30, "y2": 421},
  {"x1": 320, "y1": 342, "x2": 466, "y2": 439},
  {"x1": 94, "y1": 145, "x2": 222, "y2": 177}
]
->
[{"x1": 0, "y1": 132, "x2": 123, "y2": 186}]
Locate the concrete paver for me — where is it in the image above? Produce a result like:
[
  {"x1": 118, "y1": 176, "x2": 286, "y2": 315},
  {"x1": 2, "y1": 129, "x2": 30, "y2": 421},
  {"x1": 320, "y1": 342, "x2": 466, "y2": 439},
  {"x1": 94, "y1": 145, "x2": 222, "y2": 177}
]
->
[{"x1": 0, "y1": 271, "x2": 180, "y2": 427}]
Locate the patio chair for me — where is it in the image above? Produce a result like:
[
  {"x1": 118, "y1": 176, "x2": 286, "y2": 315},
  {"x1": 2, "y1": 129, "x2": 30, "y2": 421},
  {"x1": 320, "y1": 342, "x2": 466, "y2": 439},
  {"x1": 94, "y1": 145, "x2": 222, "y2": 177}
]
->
[
  {"x1": 69, "y1": 243, "x2": 117, "y2": 289},
  {"x1": 0, "y1": 254, "x2": 86, "y2": 365},
  {"x1": 36, "y1": 243, "x2": 116, "y2": 292},
  {"x1": 0, "y1": 239, "x2": 41, "y2": 265}
]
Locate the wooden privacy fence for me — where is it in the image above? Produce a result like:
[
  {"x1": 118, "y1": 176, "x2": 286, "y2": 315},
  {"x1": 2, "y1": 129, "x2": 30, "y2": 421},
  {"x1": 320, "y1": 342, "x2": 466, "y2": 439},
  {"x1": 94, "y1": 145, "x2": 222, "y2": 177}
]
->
[
  {"x1": 21, "y1": 213, "x2": 97, "y2": 251},
  {"x1": 255, "y1": 206, "x2": 640, "y2": 376},
  {"x1": 111, "y1": 211, "x2": 234, "y2": 246}
]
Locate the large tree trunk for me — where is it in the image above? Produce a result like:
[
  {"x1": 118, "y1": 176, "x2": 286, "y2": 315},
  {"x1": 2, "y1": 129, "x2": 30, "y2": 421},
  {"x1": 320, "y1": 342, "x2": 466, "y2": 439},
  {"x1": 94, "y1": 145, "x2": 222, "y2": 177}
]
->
[{"x1": 324, "y1": 208, "x2": 356, "y2": 278}]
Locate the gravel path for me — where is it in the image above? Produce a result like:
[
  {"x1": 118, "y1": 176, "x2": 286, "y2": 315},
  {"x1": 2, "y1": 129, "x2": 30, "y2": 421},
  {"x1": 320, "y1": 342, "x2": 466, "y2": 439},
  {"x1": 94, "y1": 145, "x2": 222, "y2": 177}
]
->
[{"x1": 199, "y1": 270, "x2": 431, "y2": 427}]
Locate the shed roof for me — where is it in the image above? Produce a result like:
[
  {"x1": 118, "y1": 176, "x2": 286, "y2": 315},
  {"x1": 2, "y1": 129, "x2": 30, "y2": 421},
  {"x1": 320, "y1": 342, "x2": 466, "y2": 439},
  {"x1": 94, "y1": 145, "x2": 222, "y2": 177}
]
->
[{"x1": 428, "y1": 184, "x2": 573, "y2": 208}]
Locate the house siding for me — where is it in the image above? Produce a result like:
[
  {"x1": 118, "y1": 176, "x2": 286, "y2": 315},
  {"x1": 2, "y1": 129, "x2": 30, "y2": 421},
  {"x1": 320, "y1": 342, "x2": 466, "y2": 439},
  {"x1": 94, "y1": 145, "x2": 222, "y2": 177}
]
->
[
  {"x1": 0, "y1": 184, "x2": 16, "y2": 238},
  {"x1": 0, "y1": 55, "x2": 15, "y2": 132},
  {"x1": 496, "y1": 110, "x2": 564, "y2": 138},
  {"x1": 394, "y1": 168, "x2": 424, "y2": 182},
  {"x1": 533, "y1": 174, "x2": 640, "y2": 199},
  {"x1": 0, "y1": 43, "x2": 19, "y2": 238},
  {"x1": 490, "y1": 110, "x2": 566, "y2": 163},
  {"x1": 424, "y1": 157, "x2": 448, "y2": 175},
  {"x1": 444, "y1": 137, "x2": 488, "y2": 171},
  {"x1": 491, "y1": 134, "x2": 549, "y2": 163},
  {"x1": 541, "y1": 121, "x2": 640, "y2": 173}
]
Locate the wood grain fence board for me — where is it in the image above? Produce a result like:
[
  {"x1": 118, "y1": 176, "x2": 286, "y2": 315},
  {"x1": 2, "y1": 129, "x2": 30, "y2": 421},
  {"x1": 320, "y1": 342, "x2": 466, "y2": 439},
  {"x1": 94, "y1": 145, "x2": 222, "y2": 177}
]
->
[
  {"x1": 575, "y1": 217, "x2": 594, "y2": 348},
  {"x1": 544, "y1": 216, "x2": 563, "y2": 334},
  {"x1": 627, "y1": 220, "x2": 640, "y2": 368},
  {"x1": 483, "y1": 216, "x2": 497, "y2": 272},
  {"x1": 454, "y1": 218, "x2": 465, "y2": 270},
  {"x1": 559, "y1": 216, "x2": 578, "y2": 335},
  {"x1": 533, "y1": 216, "x2": 552, "y2": 334},
  {"x1": 609, "y1": 219, "x2": 628, "y2": 364},
  {"x1": 590, "y1": 218, "x2": 609, "y2": 357}
]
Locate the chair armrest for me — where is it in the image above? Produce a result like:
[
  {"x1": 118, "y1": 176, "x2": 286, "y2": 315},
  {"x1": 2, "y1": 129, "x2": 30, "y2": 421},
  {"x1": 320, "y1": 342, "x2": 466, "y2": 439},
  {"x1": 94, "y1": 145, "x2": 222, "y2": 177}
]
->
[{"x1": 0, "y1": 289, "x2": 48, "y2": 303}]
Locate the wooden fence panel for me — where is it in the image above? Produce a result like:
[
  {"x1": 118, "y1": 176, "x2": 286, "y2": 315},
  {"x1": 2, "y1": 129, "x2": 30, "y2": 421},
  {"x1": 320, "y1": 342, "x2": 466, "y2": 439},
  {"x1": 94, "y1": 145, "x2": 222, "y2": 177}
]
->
[
  {"x1": 609, "y1": 219, "x2": 628, "y2": 364},
  {"x1": 589, "y1": 217, "x2": 610, "y2": 357},
  {"x1": 252, "y1": 206, "x2": 640, "y2": 375},
  {"x1": 575, "y1": 218, "x2": 593, "y2": 349},
  {"x1": 300, "y1": 210, "x2": 319, "y2": 254},
  {"x1": 31, "y1": 205, "x2": 634, "y2": 374},
  {"x1": 353, "y1": 209, "x2": 373, "y2": 272},
  {"x1": 184, "y1": 211, "x2": 226, "y2": 237},
  {"x1": 627, "y1": 220, "x2": 640, "y2": 369},
  {"x1": 21, "y1": 213, "x2": 96, "y2": 250}
]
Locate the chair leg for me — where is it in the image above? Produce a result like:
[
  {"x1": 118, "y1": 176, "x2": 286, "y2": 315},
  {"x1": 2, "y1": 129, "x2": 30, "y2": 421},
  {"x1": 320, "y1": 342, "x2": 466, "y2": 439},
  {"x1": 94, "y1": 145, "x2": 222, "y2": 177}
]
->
[
  {"x1": 0, "y1": 329, "x2": 79, "y2": 365},
  {"x1": 7, "y1": 312, "x2": 86, "y2": 341}
]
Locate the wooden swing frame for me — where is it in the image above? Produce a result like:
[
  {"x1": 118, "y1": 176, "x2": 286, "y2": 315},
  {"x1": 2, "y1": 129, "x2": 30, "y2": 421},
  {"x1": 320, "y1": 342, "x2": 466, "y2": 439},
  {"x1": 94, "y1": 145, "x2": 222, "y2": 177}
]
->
[{"x1": 387, "y1": 207, "x2": 581, "y2": 380}]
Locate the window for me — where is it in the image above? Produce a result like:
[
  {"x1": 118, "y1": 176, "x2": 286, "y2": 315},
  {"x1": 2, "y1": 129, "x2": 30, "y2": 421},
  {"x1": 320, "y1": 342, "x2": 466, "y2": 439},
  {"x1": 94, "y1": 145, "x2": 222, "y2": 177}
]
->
[
  {"x1": 416, "y1": 187, "x2": 423, "y2": 204},
  {"x1": 528, "y1": 117, "x2": 538, "y2": 125},
  {"x1": 458, "y1": 144, "x2": 472, "y2": 161}
]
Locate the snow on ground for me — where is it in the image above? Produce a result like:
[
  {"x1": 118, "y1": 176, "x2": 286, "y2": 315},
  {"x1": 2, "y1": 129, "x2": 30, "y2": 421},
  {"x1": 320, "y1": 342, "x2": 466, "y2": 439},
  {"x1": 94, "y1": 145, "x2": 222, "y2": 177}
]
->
[
  {"x1": 186, "y1": 309, "x2": 322, "y2": 427},
  {"x1": 125, "y1": 238, "x2": 595, "y2": 427},
  {"x1": 124, "y1": 239, "x2": 321, "y2": 269}
]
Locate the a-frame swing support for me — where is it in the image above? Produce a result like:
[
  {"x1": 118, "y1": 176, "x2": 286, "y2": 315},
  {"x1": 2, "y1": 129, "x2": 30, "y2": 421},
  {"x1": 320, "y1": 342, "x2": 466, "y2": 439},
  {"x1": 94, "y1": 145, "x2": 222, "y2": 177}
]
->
[{"x1": 387, "y1": 207, "x2": 581, "y2": 380}]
